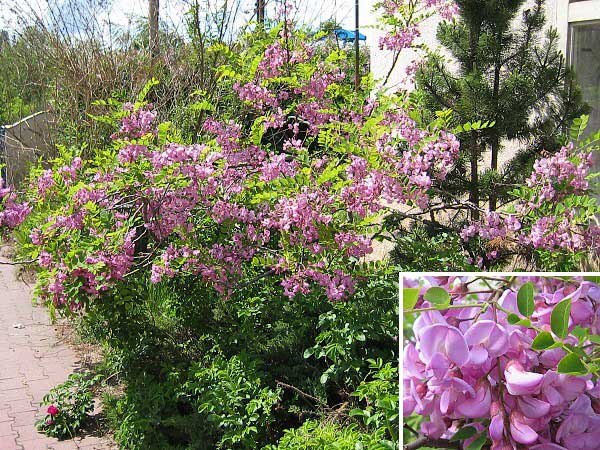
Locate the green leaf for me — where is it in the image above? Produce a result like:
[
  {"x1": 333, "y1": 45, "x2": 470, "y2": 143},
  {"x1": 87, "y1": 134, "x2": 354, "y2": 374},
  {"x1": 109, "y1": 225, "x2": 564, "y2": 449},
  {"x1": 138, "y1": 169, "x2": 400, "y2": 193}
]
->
[
  {"x1": 517, "y1": 282, "x2": 535, "y2": 317},
  {"x1": 403, "y1": 288, "x2": 420, "y2": 309},
  {"x1": 507, "y1": 313, "x2": 521, "y2": 325},
  {"x1": 466, "y1": 433, "x2": 488, "y2": 450},
  {"x1": 320, "y1": 373, "x2": 329, "y2": 384},
  {"x1": 137, "y1": 77, "x2": 159, "y2": 103},
  {"x1": 531, "y1": 332, "x2": 555, "y2": 350},
  {"x1": 450, "y1": 425, "x2": 478, "y2": 442},
  {"x1": 572, "y1": 326, "x2": 589, "y2": 343},
  {"x1": 583, "y1": 275, "x2": 600, "y2": 284},
  {"x1": 570, "y1": 114, "x2": 589, "y2": 141},
  {"x1": 588, "y1": 334, "x2": 600, "y2": 344},
  {"x1": 348, "y1": 408, "x2": 367, "y2": 417},
  {"x1": 424, "y1": 287, "x2": 450, "y2": 306},
  {"x1": 551, "y1": 298, "x2": 572, "y2": 338},
  {"x1": 190, "y1": 100, "x2": 215, "y2": 112},
  {"x1": 557, "y1": 353, "x2": 587, "y2": 375}
]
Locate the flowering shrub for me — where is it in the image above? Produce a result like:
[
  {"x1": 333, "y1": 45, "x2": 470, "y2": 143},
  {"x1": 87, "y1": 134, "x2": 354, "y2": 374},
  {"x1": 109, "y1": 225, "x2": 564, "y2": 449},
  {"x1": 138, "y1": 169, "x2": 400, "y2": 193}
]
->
[
  {"x1": 0, "y1": 0, "x2": 596, "y2": 314},
  {"x1": 36, "y1": 371, "x2": 100, "y2": 439},
  {"x1": 461, "y1": 124, "x2": 600, "y2": 268},
  {"x1": 403, "y1": 276, "x2": 600, "y2": 450},
  {"x1": 0, "y1": 22, "x2": 466, "y2": 313}
]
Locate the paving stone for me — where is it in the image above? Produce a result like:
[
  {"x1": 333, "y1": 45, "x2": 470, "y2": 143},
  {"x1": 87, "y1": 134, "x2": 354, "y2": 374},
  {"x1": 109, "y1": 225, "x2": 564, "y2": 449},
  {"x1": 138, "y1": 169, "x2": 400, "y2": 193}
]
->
[
  {"x1": 20, "y1": 439, "x2": 50, "y2": 450},
  {"x1": 4, "y1": 399, "x2": 36, "y2": 413},
  {"x1": 0, "y1": 378, "x2": 26, "y2": 391},
  {"x1": 47, "y1": 441, "x2": 79, "y2": 450},
  {"x1": 9, "y1": 411, "x2": 38, "y2": 427},
  {"x1": 0, "y1": 419, "x2": 15, "y2": 436},
  {"x1": 13, "y1": 424, "x2": 44, "y2": 442},
  {"x1": 0, "y1": 434, "x2": 20, "y2": 450},
  {"x1": 0, "y1": 255, "x2": 113, "y2": 449},
  {"x1": 1, "y1": 389, "x2": 32, "y2": 402},
  {"x1": 0, "y1": 408, "x2": 12, "y2": 422}
]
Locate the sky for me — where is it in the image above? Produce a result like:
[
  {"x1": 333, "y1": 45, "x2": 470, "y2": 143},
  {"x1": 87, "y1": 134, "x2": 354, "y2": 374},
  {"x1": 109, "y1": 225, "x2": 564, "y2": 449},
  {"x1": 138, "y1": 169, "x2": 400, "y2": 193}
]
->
[
  {"x1": 0, "y1": 0, "x2": 379, "y2": 38},
  {"x1": 0, "y1": 0, "x2": 396, "y2": 84}
]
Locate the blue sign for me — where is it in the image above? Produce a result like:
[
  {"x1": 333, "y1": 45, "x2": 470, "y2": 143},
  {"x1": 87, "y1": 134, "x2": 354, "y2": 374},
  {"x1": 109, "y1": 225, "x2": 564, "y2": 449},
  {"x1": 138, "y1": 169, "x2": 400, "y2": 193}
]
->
[{"x1": 334, "y1": 29, "x2": 366, "y2": 42}]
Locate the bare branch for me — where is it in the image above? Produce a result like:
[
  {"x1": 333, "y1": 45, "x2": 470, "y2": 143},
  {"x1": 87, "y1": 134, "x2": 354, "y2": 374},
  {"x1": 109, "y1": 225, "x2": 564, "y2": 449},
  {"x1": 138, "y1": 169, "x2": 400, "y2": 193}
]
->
[{"x1": 404, "y1": 435, "x2": 460, "y2": 450}]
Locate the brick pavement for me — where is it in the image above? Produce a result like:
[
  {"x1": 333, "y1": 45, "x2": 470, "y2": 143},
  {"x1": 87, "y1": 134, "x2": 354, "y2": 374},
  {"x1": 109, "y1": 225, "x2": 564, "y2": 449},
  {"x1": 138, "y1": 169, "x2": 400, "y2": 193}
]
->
[{"x1": 0, "y1": 255, "x2": 114, "y2": 450}]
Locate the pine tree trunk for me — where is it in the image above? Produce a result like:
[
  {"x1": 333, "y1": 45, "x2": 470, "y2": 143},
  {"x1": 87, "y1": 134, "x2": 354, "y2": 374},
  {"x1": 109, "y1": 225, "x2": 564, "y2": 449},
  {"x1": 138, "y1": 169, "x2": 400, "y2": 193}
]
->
[
  {"x1": 470, "y1": 139, "x2": 480, "y2": 220},
  {"x1": 467, "y1": 22, "x2": 481, "y2": 220},
  {"x1": 490, "y1": 134, "x2": 499, "y2": 211},
  {"x1": 489, "y1": 33, "x2": 501, "y2": 212}
]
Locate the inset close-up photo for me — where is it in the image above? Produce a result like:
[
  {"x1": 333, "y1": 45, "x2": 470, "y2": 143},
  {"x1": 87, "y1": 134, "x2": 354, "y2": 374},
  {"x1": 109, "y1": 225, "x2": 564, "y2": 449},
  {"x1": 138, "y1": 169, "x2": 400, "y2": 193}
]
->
[
  {"x1": 402, "y1": 275, "x2": 599, "y2": 450},
  {"x1": 1, "y1": 0, "x2": 600, "y2": 448}
]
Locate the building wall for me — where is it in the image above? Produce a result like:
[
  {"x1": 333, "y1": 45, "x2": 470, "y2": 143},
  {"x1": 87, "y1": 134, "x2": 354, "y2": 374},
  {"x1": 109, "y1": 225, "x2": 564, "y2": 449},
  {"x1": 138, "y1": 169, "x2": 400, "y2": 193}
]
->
[{"x1": 369, "y1": 0, "x2": 600, "y2": 91}]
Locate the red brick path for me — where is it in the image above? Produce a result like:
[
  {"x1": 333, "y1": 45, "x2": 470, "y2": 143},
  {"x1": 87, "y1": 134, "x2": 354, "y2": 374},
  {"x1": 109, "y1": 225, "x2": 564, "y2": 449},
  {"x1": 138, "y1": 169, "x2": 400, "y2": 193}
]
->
[{"x1": 0, "y1": 257, "x2": 113, "y2": 450}]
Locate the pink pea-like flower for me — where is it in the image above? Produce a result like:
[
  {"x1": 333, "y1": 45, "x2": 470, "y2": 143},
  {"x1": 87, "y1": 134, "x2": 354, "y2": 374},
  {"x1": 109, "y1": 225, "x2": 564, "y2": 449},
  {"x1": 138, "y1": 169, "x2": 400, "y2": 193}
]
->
[
  {"x1": 504, "y1": 360, "x2": 544, "y2": 396},
  {"x1": 419, "y1": 323, "x2": 470, "y2": 367}
]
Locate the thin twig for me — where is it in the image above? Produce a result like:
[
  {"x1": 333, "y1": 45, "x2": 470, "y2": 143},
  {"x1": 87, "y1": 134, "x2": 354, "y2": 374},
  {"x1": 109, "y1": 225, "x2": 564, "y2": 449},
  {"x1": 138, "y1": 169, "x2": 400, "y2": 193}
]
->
[
  {"x1": 0, "y1": 259, "x2": 35, "y2": 265},
  {"x1": 404, "y1": 303, "x2": 485, "y2": 314},
  {"x1": 404, "y1": 435, "x2": 459, "y2": 450},
  {"x1": 275, "y1": 380, "x2": 327, "y2": 406}
]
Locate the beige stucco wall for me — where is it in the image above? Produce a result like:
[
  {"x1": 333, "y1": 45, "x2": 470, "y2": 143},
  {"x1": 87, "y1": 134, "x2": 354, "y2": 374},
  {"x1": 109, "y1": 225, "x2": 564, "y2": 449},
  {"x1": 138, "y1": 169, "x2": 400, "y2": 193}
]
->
[{"x1": 368, "y1": 0, "x2": 600, "y2": 103}]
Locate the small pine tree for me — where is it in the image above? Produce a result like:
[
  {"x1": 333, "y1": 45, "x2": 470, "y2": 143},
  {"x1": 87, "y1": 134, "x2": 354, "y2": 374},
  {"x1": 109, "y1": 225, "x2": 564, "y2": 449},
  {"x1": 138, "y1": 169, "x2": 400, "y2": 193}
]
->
[{"x1": 414, "y1": 0, "x2": 589, "y2": 217}]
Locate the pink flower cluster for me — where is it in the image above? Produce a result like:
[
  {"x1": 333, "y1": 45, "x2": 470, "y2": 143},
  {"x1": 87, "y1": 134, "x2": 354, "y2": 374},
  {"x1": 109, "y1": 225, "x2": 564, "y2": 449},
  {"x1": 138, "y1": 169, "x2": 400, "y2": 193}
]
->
[
  {"x1": 404, "y1": 277, "x2": 600, "y2": 450},
  {"x1": 461, "y1": 145, "x2": 599, "y2": 255},
  {"x1": 233, "y1": 82, "x2": 279, "y2": 110},
  {"x1": 0, "y1": 181, "x2": 32, "y2": 228},
  {"x1": 111, "y1": 103, "x2": 157, "y2": 140},
  {"x1": 280, "y1": 265, "x2": 355, "y2": 301},
  {"x1": 379, "y1": 25, "x2": 420, "y2": 51},
  {"x1": 377, "y1": 0, "x2": 457, "y2": 85},
  {"x1": 257, "y1": 41, "x2": 286, "y2": 79},
  {"x1": 526, "y1": 144, "x2": 592, "y2": 205}
]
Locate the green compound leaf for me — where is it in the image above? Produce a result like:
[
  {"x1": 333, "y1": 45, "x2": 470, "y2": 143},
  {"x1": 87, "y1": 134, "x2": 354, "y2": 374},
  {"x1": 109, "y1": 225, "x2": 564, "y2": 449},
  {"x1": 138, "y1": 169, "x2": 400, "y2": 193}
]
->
[
  {"x1": 531, "y1": 332, "x2": 555, "y2": 350},
  {"x1": 466, "y1": 433, "x2": 488, "y2": 450},
  {"x1": 557, "y1": 353, "x2": 587, "y2": 375},
  {"x1": 551, "y1": 298, "x2": 572, "y2": 339},
  {"x1": 403, "y1": 288, "x2": 420, "y2": 310},
  {"x1": 507, "y1": 314, "x2": 521, "y2": 325},
  {"x1": 507, "y1": 314, "x2": 530, "y2": 327},
  {"x1": 517, "y1": 282, "x2": 535, "y2": 317},
  {"x1": 450, "y1": 425, "x2": 478, "y2": 442},
  {"x1": 424, "y1": 287, "x2": 450, "y2": 307}
]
